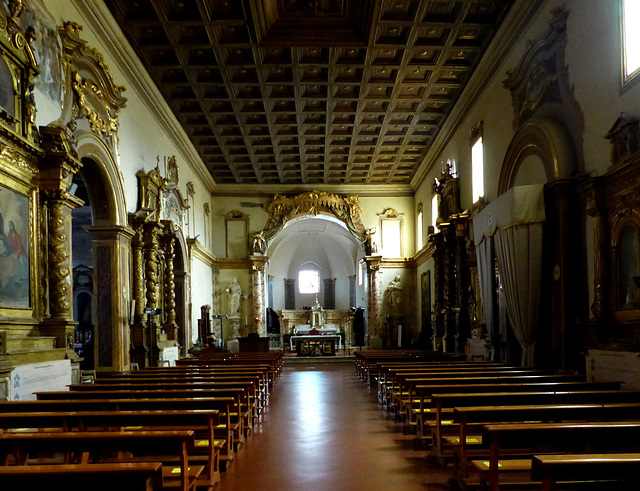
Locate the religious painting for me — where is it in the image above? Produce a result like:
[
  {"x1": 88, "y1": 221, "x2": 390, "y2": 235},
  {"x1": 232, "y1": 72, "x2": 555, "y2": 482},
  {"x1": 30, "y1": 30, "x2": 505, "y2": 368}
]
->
[
  {"x1": 23, "y1": 0, "x2": 64, "y2": 106},
  {"x1": 0, "y1": 183, "x2": 30, "y2": 309}
]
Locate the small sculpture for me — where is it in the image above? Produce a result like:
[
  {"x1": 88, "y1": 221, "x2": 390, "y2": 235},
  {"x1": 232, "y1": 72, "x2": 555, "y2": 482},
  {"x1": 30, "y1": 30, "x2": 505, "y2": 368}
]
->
[
  {"x1": 226, "y1": 277, "x2": 243, "y2": 317},
  {"x1": 252, "y1": 230, "x2": 267, "y2": 254},
  {"x1": 385, "y1": 275, "x2": 403, "y2": 316}
]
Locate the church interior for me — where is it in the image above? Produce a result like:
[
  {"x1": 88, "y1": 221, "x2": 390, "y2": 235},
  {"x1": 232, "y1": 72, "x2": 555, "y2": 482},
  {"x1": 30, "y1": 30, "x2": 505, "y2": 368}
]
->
[{"x1": 2, "y1": 0, "x2": 640, "y2": 489}]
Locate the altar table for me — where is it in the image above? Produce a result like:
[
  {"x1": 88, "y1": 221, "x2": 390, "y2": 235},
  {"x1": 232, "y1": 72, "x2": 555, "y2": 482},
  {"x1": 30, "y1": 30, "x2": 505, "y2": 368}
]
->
[{"x1": 290, "y1": 335, "x2": 342, "y2": 356}]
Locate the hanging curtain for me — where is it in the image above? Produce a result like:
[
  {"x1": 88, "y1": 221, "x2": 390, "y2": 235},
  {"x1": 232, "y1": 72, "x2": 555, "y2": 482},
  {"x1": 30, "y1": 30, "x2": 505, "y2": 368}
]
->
[
  {"x1": 473, "y1": 185, "x2": 545, "y2": 366},
  {"x1": 474, "y1": 236, "x2": 496, "y2": 360}
]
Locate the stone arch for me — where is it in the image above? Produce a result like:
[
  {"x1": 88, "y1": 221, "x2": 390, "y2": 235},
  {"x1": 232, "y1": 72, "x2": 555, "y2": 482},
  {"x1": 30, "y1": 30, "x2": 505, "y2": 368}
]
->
[
  {"x1": 75, "y1": 130, "x2": 127, "y2": 227},
  {"x1": 498, "y1": 118, "x2": 575, "y2": 195}
]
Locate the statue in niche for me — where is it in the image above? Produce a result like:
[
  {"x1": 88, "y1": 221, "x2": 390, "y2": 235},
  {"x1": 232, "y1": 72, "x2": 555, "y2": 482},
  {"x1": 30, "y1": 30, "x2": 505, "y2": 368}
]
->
[
  {"x1": 385, "y1": 275, "x2": 403, "y2": 316},
  {"x1": 226, "y1": 277, "x2": 243, "y2": 317},
  {"x1": 251, "y1": 231, "x2": 267, "y2": 255}
]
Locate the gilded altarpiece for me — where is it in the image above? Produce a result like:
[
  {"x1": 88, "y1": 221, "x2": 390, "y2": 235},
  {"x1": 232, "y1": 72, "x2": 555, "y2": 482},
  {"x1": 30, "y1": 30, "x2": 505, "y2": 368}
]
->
[
  {"x1": 0, "y1": 7, "x2": 85, "y2": 387},
  {"x1": 584, "y1": 116, "x2": 640, "y2": 350},
  {"x1": 130, "y1": 163, "x2": 188, "y2": 367},
  {"x1": 430, "y1": 164, "x2": 475, "y2": 354}
]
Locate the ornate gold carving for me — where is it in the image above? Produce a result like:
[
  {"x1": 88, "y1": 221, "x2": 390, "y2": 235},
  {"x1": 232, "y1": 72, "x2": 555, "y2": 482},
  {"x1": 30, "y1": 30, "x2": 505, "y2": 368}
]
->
[
  {"x1": 0, "y1": 145, "x2": 38, "y2": 176},
  {"x1": 44, "y1": 192, "x2": 72, "y2": 318},
  {"x1": 59, "y1": 22, "x2": 127, "y2": 147},
  {"x1": 161, "y1": 227, "x2": 177, "y2": 329},
  {"x1": 264, "y1": 190, "x2": 367, "y2": 242}
]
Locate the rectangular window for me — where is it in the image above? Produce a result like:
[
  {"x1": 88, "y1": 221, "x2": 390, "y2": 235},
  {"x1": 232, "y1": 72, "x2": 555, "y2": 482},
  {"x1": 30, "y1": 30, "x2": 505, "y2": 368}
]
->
[
  {"x1": 417, "y1": 209, "x2": 423, "y2": 250},
  {"x1": 472, "y1": 137, "x2": 484, "y2": 202},
  {"x1": 624, "y1": 0, "x2": 640, "y2": 81},
  {"x1": 432, "y1": 193, "x2": 438, "y2": 231},
  {"x1": 299, "y1": 270, "x2": 319, "y2": 294},
  {"x1": 358, "y1": 261, "x2": 363, "y2": 286}
]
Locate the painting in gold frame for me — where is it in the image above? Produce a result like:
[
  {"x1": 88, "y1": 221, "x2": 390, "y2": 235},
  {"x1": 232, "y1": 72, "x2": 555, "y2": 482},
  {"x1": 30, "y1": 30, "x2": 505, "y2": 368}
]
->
[{"x1": 0, "y1": 183, "x2": 30, "y2": 309}]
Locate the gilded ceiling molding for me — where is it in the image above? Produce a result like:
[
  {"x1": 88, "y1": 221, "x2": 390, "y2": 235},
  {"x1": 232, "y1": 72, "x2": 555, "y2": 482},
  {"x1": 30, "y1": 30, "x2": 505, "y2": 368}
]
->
[
  {"x1": 58, "y1": 21, "x2": 127, "y2": 157},
  {"x1": 262, "y1": 190, "x2": 369, "y2": 243}
]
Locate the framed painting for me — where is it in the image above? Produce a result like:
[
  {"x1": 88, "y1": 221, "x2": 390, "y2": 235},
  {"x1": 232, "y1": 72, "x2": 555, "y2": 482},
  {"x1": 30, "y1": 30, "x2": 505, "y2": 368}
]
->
[
  {"x1": 0, "y1": 183, "x2": 31, "y2": 309},
  {"x1": 225, "y1": 212, "x2": 248, "y2": 258}
]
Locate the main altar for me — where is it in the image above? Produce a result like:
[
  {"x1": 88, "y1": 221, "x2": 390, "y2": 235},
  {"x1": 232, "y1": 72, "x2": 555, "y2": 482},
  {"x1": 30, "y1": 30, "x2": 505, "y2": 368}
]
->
[{"x1": 277, "y1": 307, "x2": 355, "y2": 355}]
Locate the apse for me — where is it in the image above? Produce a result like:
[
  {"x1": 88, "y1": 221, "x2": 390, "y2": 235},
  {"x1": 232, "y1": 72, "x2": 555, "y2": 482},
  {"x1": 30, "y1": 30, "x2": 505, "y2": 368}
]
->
[{"x1": 267, "y1": 215, "x2": 364, "y2": 311}]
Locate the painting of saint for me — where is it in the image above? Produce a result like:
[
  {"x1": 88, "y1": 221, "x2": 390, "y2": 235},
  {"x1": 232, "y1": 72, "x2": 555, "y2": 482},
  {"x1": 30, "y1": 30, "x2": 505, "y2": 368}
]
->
[{"x1": 0, "y1": 185, "x2": 30, "y2": 309}]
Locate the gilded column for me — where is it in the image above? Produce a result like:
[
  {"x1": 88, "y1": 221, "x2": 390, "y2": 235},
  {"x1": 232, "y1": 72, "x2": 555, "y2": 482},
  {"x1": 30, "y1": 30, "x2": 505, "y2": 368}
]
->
[
  {"x1": 128, "y1": 216, "x2": 146, "y2": 366},
  {"x1": 250, "y1": 256, "x2": 269, "y2": 336},
  {"x1": 41, "y1": 190, "x2": 83, "y2": 355},
  {"x1": 366, "y1": 256, "x2": 383, "y2": 349},
  {"x1": 161, "y1": 225, "x2": 177, "y2": 338},
  {"x1": 143, "y1": 223, "x2": 161, "y2": 312}
]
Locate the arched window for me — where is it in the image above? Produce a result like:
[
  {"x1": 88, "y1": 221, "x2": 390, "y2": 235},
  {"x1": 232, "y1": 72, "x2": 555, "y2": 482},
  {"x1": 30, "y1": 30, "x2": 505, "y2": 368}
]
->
[{"x1": 299, "y1": 269, "x2": 319, "y2": 294}]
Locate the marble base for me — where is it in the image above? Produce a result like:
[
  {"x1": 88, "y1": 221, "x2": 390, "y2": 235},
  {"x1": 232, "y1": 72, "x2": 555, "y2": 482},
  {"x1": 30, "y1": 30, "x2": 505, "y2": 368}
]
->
[
  {"x1": 368, "y1": 335, "x2": 383, "y2": 350},
  {"x1": 227, "y1": 339, "x2": 239, "y2": 353}
]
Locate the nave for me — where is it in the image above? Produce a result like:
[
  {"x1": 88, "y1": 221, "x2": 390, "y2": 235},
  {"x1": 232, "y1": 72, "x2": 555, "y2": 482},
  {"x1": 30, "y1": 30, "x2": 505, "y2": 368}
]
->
[{"x1": 220, "y1": 362, "x2": 449, "y2": 491}]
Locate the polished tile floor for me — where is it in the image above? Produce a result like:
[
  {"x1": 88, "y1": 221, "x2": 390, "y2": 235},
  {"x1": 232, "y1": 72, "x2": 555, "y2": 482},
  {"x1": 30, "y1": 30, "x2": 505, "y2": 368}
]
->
[{"x1": 219, "y1": 363, "x2": 454, "y2": 490}]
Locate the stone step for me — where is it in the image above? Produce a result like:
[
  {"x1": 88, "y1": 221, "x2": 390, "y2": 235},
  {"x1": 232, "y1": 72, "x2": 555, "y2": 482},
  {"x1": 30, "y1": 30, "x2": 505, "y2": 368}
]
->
[
  {"x1": 4, "y1": 347, "x2": 68, "y2": 366},
  {"x1": 6, "y1": 336, "x2": 57, "y2": 353}
]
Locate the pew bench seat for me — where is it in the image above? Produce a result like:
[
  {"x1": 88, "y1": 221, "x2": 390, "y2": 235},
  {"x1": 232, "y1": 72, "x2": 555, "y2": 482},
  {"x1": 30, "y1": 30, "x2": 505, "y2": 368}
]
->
[
  {"x1": 0, "y1": 462, "x2": 164, "y2": 491},
  {"x1": 531, "y1": 453, "x2": 640, "y2": 491}
]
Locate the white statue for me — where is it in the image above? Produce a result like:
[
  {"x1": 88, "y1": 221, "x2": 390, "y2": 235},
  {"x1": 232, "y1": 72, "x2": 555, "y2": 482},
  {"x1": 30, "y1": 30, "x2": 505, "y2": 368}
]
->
[
  {"x1": 385, "y1": 275, "x2": 403, "y2": 316},
  {"x1": 226, "y1": 277, "x2": 243, "y2": 317}
]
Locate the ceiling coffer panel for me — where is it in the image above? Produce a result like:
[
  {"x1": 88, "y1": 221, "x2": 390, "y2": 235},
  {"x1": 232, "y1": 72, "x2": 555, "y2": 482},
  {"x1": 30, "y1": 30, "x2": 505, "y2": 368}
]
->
[{"x1": 105, "y1": 0, "x2": 513, "y2": 185}]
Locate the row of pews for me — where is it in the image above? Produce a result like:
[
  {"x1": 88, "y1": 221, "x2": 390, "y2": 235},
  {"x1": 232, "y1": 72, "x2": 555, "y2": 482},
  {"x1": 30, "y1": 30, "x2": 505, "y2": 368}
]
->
[
  {"x1": 356, "y1": 350, "x2": 640, "y2": 490},
  {"x1": 0, "y1": 351, "x2": 283, "y2": 491}
]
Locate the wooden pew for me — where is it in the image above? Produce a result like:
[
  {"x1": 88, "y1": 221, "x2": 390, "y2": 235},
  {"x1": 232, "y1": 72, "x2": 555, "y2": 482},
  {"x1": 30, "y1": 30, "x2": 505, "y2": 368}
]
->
[
  {"x1": 453, "y1": 402, "x2": 640, "y2": 481},
  {"x1": 0, "y1": 430, "x2": 201, "y2": 491},
  {"x1": 41, "y1": 386, "x2": 249, "y2": 448},
  {"x1": 477, "y1": 421, "x2": 640, "y2": 491},
  {"x1": 417, "y1": 382, "x2": 625, "y2": 460},
  {"x1": 409, "y1": 376, "x2": 598, "y2": 437},
  {"x1": 0, "y1": 462, "x2": 164, "y2": 491},
  {"x1": 108, "y1": 369, "x2": 271, "y2": 403},
  {"x1": 97, "y1": 375, "x2": 267, "y2": 419},
  {"x1": 78, "y1": 380, "x2": 259, "y2": 429},
  {"x1": 0, "y1": 409, "x2": 221, "y2": 487},
  {"x1": 377, "y1": 365, "x2": 532, "y2": 405},
  {"x1": 531, "y1": 453, "x2": 640, "y2": 490},
  {"x1": 14, "y1": 396, "x2": 236, "y2": 464},
  {"x1": 388, "y1": 371, "x2": 571, "y2": 420}
]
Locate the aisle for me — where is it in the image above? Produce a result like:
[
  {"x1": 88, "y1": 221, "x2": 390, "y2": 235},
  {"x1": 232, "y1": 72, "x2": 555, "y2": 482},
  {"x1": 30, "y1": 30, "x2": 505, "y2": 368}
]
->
[{"x1": 219, "y1": 363, "x2": 452, "y2": 490}]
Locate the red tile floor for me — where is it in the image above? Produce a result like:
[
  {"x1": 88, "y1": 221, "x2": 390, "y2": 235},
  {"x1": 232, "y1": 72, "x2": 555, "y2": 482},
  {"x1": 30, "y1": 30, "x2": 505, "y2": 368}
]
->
[{"x1": 218, "y1": 362, "x2": 455, "y2": 490}]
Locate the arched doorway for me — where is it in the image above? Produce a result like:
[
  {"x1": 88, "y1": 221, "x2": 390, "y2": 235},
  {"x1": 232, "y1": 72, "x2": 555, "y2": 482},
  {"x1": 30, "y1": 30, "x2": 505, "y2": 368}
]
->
[{"x1": 71, "y1": 149, "x2": 132, "y2": 373}]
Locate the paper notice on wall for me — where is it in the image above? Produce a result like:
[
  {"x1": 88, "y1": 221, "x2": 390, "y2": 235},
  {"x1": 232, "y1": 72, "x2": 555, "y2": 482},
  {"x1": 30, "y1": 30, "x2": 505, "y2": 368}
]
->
[
  {"x1": 586, "y1": 350, "x2": 640, "y2": 391},
  {"x1": 10, "y1": 360, "x2": 71, "y2": 401}
]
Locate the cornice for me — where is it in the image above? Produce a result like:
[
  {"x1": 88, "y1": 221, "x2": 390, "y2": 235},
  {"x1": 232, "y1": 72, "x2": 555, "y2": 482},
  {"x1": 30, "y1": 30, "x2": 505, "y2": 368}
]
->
[
  {"x1": 413, "y1": 243, "x2": 435, "y2": 266},
  {"x1": 210, "y1": 183, "x2": 414, "y2": 198},
  {"x1": 410, "y1": 0, "x2": 547, "y2": 191},
  {"x1": 381, "y1": 257, "x2": 416, "y2": 269},
  {"x1": 71, "y1": 0, "x2": 217, "y2": 193},
  {"x1": 187, "y1": 238, "x2": 216, "y2": 266},
  {"x1": 215, "y1": 257, "x2": 252, "y2": 269}
]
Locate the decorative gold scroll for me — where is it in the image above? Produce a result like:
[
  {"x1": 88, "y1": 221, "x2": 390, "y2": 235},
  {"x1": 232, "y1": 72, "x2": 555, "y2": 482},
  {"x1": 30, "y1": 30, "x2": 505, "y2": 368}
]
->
[{"x1": 263, "y1": 190, "x2": 367, "y2": 242}]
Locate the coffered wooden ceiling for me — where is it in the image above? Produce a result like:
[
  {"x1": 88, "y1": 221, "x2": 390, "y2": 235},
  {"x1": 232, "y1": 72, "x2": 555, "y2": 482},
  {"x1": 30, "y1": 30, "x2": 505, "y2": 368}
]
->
[{"x1": 105, "y1": 0, "x2": 514, "y2": 188}]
